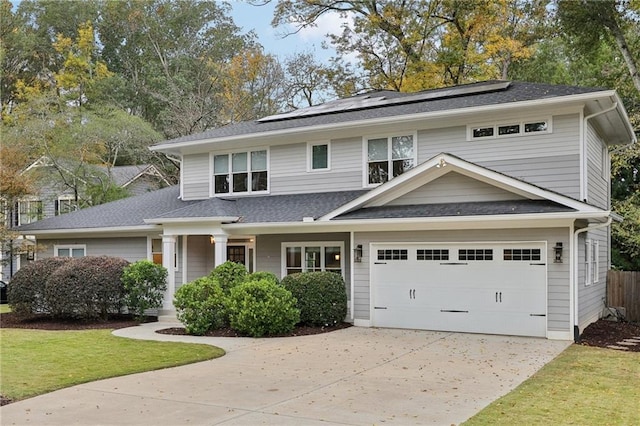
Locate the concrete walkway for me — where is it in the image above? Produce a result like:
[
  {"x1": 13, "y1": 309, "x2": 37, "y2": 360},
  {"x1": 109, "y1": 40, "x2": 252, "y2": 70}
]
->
[{"x1": 0, "y1": 323, "x2": 571, "y2": 425}]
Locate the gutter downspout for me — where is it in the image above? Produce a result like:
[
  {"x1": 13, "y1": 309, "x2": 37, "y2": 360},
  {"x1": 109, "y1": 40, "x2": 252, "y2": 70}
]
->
[
  {"x1": 572, "y1": 216, "x2": 613, "y2": 342},
  {"x1": 581, "y1": 102, "x2": 618, "y2": 201}
]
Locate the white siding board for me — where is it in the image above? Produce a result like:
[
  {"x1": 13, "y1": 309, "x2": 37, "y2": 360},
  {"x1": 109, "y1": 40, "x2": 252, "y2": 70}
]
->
[
  {"x1": 182, "y1": 154, "x2": 210, "y2": 200},
  {"x1": 186, "y1": 235, "x2": 214, "y2": 283},
  {"x1": 37, "y1": 237, "x2": 147, "y2": 261},
  {"x1": 578, "y1": 228, "x2": 608, "y2": 330}
]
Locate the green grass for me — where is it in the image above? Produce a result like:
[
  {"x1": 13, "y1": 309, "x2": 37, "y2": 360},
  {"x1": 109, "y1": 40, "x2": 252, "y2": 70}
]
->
[
  {"x1": 464, "y1": 345, "x2": 640, "y2": 425},
  {"x1": 0, "y1": 304, "x2": 11, "y2": 314},
  {"x1": 0, "y1": 329, "x2": 224, "y2": 401}
]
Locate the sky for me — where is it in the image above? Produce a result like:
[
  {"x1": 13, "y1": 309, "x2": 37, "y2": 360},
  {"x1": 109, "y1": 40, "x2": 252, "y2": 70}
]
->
[{"x1": 228, "y1": 1, "x2": 350, "y2": 64}]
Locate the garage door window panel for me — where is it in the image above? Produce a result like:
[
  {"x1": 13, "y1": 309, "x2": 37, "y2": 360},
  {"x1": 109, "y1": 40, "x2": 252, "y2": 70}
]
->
[
  {"x1": 377, "y1": 249, "x2": 408, "y2": 261},
  {"x1": 504, "y1": 248, "x2": 541, "y2": 261},
  {"x1": 459, "y1": 249, "x2": 493, "y2": 261},
  {"x1": 417, "y1": 249, "x2": 449, "y2": 260}
]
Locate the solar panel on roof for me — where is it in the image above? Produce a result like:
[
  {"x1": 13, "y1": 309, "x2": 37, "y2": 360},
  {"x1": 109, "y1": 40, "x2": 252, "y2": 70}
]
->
[{"x1": 257, "y1": 81, "x2": 511, "y2": 123}]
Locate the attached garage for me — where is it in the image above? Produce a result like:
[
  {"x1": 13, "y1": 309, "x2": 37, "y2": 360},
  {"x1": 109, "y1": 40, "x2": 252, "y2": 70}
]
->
[{"x1": 370, "y1": 242, "x2": 547, "y2": 337}]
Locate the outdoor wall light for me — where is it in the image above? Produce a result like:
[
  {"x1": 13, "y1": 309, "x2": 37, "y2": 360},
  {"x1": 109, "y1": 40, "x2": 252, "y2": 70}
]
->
[
  {"x1": 354, "y1": 244, "x2": 363, "y2": 263},
  {"x1": 554, "y1": 242, "x2": 563, "y2": 263}
]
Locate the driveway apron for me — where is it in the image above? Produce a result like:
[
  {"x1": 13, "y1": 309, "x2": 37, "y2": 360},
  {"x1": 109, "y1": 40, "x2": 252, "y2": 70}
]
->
[{"x1": 0, "y1": 324, "x2": 571, "y2": 425}]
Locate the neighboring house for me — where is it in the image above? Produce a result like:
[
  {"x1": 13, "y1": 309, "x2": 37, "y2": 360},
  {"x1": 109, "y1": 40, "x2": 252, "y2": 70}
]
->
[
  {"x1": 1, "y1": 160, "x2": 170, "y2": 280},
  {"x1": 14, "y1": 81, "x2": 636, "y2": 341}
]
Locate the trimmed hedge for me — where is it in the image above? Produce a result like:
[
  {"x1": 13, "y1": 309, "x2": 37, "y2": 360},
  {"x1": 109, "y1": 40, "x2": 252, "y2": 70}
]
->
[
  {"x1": 173, "y1": 276, "x2": 226, "y2": 335},
  {"x1": 281, "y1": 271, "x2": 348, "y2": 326},
  {"x1": 227, "y1": 279, "x2": 300, "y2": 337},
  {"x1": 245, "y1": 271, "x2": 279, "y2": 285},
  {"x1": 45, "y1": 256, "x2": 130, "y2": 320},
  {"x1": 122, "y1": 260, "x2": 168, "y2": 321},
  {"x1": 8, "y1": 257, "x2": 73, "y2": 316},
  {"x1": 209, "y1": 261, "x2": 247, "y2": 293}
]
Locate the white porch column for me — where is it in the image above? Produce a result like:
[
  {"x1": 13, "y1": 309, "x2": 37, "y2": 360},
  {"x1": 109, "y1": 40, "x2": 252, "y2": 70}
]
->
[
  {"x1": 213, "y1": 234, "x2": 228, "y2": 267},
  {"x1": 162, "y1": 234, "x2": 176, "y2": 311}
]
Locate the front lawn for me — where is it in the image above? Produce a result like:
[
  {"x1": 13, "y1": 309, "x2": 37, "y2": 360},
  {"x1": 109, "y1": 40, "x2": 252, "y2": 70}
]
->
[
  {"x1": 0, "y1": 328, "x2": 224, "y2": 401},
  {"x1": 464, "y1": 345, "x2": 640, "y2": 425},
  {"x1": 0, "y1": 305, "x2": 11, "y2": 314}
]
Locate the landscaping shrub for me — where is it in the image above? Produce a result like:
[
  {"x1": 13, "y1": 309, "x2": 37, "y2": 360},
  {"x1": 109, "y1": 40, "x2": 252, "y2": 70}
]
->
[
  {"x1": 281, "y1": 271, "x2": 348, "y2": 326},
  {"x1": 227, "y1": 279, "x2": 300, "y2": 337},
  {"x1": 173, "y1": 276, "x2": 226, "y2": 335},
  {"x1": 45, "y1": 256, "x2": 130, "y2": 320},
  {"x1": 245, "y1": 271, "x2": 279, "y2": 285},
  {"x1": 122, "y1": 260, "x2": 168, "y2": 321},
  {"x1": 209, "y1": 261, "x2": 247, "y2": 293},
  {"x1": 7, "y1": 257, "x2": 73, "y2": 317}
]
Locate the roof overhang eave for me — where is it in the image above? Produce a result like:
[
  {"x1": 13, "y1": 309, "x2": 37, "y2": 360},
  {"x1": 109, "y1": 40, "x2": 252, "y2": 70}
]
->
[
  {"x1": 150, "y1": 90, "x2": 620, "y2": 154},
  {"x1": 144, "y1": 216, "x2": 240, "y2": 225},
  {"x1": 20, "y1": 224, "x2": 162, "y2": 238}
]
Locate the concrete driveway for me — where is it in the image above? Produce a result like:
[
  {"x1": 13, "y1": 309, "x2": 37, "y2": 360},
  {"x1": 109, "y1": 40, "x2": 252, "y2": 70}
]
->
[{"x1": 0, "y1": 324, "x2": 570, "y2": 425}]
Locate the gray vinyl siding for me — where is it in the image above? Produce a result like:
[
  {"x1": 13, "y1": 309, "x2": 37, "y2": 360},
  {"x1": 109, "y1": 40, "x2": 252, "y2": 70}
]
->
[
  {"x1": 185, "y1": 235, "x2": 214, "y2": 283},
  {"x1": 388, "y1": 172, "x2": 526, "y2": 205},
  {"x1": 182, "y1": 154, "x2": 210, "y2": 200},
  {"x1": 270, "y1": 138, "x2": 362, "y2": 194},
  {"x1": 255, "y1": 233, "x2": 351, "y2": 296},
  {"x1": 36, "y1": 237, "x2": 148, "y2": 261},
  {"x1": 352, "y1": 228, "x2": 571, "y2": 333},
  {"x1": 578, "y1": 228, "x2": 608, "y2": 330},
  {"x1": 586, "y1": 123, "x2": 609, "y2": 208}
]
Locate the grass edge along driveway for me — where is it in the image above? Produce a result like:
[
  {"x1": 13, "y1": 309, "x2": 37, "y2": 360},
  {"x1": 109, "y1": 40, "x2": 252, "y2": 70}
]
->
[
  {"x1": 0, "y1": 328, "x2": 224, "y2": 401},
  {"x1": 464, "y1": 344, "x2": 640, "y2": 425}
]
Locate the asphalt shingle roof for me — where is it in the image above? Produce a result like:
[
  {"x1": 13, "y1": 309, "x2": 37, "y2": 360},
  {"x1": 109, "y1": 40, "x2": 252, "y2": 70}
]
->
[
  {"x1": 333, "y1": 200, "x2": 576, "y2": 220},
  {"x1": 155, "y1": 81, "x2": 604, "y2": 146}
]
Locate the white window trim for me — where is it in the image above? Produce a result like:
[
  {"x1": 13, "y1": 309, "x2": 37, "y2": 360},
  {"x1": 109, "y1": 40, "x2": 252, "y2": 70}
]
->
[
  {"x1": 54, "y1": 244, "x2": 86, "y2": 257},
  {"x1": 467, "y1": 117, "x2": 552, "y2": 141},
  {"x1": 56, "y1": 195, "x2": 77, "y2": 216},
  {"x1": 307, "y1": 140, "x2": 331, "y2": 172},
  {"x1": 17, "y1": 197, "x2": 43, "y2": 226},
  {"x1": 362, "y1": 131, "x2": 418, "y2": 188},
  {"x1": 585, "y1": 239, "x2": 599, "y2": 286},
  {"x1": 210, "y1": 148, "x2": 270, "y2": 197},
  {"x1": 281, "y1": 241, "x2": 345, "y2": 278}
]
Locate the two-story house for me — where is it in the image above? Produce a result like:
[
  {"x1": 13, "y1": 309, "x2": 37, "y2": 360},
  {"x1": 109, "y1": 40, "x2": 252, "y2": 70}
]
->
[
  {"x1": 14, "y1": 81, "x2": 636, "y2": 341},
  {"x1": 1, "y1": 160, "x2": 170, "y2": 281}
]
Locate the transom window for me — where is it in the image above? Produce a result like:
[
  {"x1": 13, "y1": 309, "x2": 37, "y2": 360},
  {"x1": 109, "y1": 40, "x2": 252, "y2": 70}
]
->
[
  {"x1": 282, "y1": 242, "x2": 343, "y2": 276},
  {"x1": 366, "y1": 134, "x2": 415, "y2": 185},
  {"x1": 503, "y1": 248, "x2": 541, "y2": 261},
  {"x1": 55, "y1": 245, "x2": 86, "y2": 257},
  {"x1": 377, "y1": 249, "x2": 408, "y2": 261},
  {"x1": 308, "y1": 142, "x2": 330, "y2": 171},
  {"x1": 417, "y1": 249, "x2": 449, "y2": 261},
  {"x1": 469, "y1": 119, "x2": 550, "y2": 140},
  {"x1": 213, "y1": 150, "x2": 268, "y2": 194},
  {"x1": 459, "y1": 249, "x2": 493, "y2": 261}
]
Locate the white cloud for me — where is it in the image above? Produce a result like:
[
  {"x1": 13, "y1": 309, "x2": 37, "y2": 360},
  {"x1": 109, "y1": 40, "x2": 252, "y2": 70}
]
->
[{"x1": 289, "y1": 11, "x2": 352, "y2": 42}]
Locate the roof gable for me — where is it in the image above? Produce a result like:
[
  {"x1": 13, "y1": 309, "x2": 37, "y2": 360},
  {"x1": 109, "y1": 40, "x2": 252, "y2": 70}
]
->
[{"x1": 320, "y1": 153, "x2": 604, "y2": 221}]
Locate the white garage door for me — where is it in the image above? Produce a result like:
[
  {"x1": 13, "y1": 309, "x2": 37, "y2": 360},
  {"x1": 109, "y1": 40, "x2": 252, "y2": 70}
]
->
[{"x1": 371, "y1": 242, "x2": 547, "y2": 337}]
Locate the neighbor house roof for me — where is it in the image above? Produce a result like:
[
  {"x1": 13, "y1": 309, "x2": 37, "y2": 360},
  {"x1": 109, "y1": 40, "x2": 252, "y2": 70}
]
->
[{"x1": 151, "y1": 80, "x2": 635, "y2": 152}]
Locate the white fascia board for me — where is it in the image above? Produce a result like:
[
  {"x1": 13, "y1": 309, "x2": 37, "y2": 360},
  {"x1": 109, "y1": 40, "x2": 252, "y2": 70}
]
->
[
  {"x1": 21, "y1": 225, "x2": 161, "y2": 238},
  {"x1": 150, "y1": 91, "x2": 617, "y2": 154},
  {"x1": 144, "y1": 216, "x2": 239, "y2": 225},
  {"x1": 611, "y1": 92, "x2": 637, "y2": 144},
  {"x1": 222, "y1": 212, "x2": 603, "y2": 235}
]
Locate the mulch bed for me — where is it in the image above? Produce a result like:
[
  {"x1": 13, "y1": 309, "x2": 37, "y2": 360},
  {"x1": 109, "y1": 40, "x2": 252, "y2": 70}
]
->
[{"x1": 1, "y1": 312, "x2": 638, "y2": 406}]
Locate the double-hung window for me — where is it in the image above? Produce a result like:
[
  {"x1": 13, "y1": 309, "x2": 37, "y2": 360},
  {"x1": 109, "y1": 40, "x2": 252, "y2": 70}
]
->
[
  {"x1": 585, "y1": 239, "x2": 599, "y2": 285},
  {"x1": 282, "y1": 242, "x2": 343, "y2": 277},
  {"x1": 366, "y1": 134, "x2": 415, "y2": 185},
  {"x1": 18, "y1": 199, "x2": 43, "y2": 225},
  {"x1": 55, "y1": 245, "x2": 86, "y2": 257},
  {"x1": 213, "y1": 150, "x2": 268, "y2": 195}
]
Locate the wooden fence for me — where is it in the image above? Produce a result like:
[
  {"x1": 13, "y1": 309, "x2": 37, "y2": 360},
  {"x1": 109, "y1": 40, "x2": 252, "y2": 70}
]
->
[{"x1": 607, "y1": 271, "x2": 640, "y2": 322}]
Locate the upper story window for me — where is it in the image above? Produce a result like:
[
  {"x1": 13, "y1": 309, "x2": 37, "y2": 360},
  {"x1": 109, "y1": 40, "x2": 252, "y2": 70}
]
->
[
  {"x1": 55, "y1": 196, "x2": 77, "y2": 216},
  {"x1": 469, "y1": 118, "x2": 551, "y2": 141},
  {"x1": 308, "y1": 141, "x2": 330, "y2": 171},
  {"x1": 18, "y1": 199, "x2": 43, "y2": 225},
  {"x1": 366, "y1": 133, "x2": 416, "y2": 185},
  {"x1": 213, "y1": 149, "x2": 268, "y2": 195}
]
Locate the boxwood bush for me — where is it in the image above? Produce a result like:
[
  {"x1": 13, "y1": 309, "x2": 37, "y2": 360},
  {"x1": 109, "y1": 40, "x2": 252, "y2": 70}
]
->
[
  {"x1": 8, "y1": 257, "x2": 73, "y2": 317},
  {"x1": 209, "y1": 261, "x2": 247, "y2": 293},
  {"x1": 173, "y1": 276, "x2": 226, "y2": 335},
  {"x1": 227, "y1": 279, "x2": 300, "y2": 337},
  {"x1": 45, "y1": 256, "x2": 130, "y2": 320},
  {"x1": 122, "y1": 260, "x2": 168, "y2": 321},
  {"x1": 281, "y1": 271, "x2": 348, "y2": 326},
  {"x1": 245, "y1": 271, "x2": 279, "y2": 285}
]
